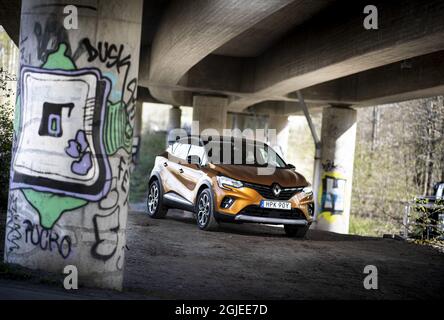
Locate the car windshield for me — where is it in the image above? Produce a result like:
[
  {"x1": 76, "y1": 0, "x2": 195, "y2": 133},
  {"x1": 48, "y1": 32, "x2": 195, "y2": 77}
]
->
[{"x1": 203, "y1": 139, "x2": 286, "y2": 167}]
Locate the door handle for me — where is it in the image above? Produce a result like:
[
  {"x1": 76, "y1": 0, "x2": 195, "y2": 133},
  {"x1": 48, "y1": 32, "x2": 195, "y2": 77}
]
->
[
  {"x1": 179, "y1": 168, "x2": 184, "y2": 174},
  {"x1": 163, "y1": 162, "x2": 168, "y2": 167}
]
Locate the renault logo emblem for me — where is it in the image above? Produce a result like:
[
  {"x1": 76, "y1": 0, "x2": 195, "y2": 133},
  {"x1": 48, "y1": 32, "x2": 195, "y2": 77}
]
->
[{"x1": 272, "y1": 184, "x2": 281, "y2": 197}]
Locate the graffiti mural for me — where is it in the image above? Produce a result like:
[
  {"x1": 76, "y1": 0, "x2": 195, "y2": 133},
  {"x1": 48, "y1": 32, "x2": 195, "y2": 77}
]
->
[
  {"x1": 317, "y1": 160, "x2": 348, "y2": 223},
  {"x1": 5, "y1": 193, "x2": 21, "y2": 253},
  {"x1": 23, "y1": 219, "x2": 72, "y2": 259},
  {"x1": 91, "y1": 206, "x2": 120, "y2": 261},
  {"x1": 7, "y1": 20, "x2": 137, "y2": 275},
  {"x1": 4, "y1": 0, "x2": 143, "y2": 289},
  {"x1": 12, "y1": 65, "x2": 112, "y2": 200}
]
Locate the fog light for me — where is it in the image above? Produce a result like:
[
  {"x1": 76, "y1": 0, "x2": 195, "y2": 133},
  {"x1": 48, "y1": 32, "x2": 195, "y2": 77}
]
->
[
  {"x1": 221, "y1": 197, "x2": 235, "y2": 209},
  {"x1": 307, "y1": 203, "x2": 314, "y2": 216}
]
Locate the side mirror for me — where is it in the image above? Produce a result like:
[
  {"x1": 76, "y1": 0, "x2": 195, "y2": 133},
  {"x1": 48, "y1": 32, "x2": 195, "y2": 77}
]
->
[
  {"x1": 187, "y1": 155, "x2": 201, "y2": 166},
  {"x1": 287, "y1": 163, "x2": 296, "y2": 170}
]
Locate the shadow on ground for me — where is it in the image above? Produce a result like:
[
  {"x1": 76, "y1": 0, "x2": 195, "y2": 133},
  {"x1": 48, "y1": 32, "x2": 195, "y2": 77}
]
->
[
  {"x1": 124, "y1": 209, "x2": 444, "y2": 300},
  {"x1": 0, "y1": 208, "x2": 443, "y2": 299}
]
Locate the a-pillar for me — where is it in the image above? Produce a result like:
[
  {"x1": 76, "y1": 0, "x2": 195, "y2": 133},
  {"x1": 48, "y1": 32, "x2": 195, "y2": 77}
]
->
[
  {"x1": 5, "y1": 0, "x2": 143, "y2": 290},
  {"x1": 314, "y1": 106, "x2": 357, "y2": 234},
  {"x1": 192, "y1": 95, "x2": 228, "y2": 133},
  {"x1": 267, "y1": 114, "x2": 289, "y2": 158}
]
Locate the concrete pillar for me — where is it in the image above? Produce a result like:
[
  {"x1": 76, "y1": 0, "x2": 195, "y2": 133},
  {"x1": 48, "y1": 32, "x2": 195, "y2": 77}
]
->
[
  {"x1": 192, "y1": 95, "x2": 228, "y2": 133},
  {"x1": 167, "y1": 106, "x2": 182, "y2": 131},
  {"x1": 267, "y1": 114, "x2": 289, "y2": 158},
  {"x1": 314, "y1": 107, "x2": 357, "y2": 234},
  {"x1": 5, "y1": 0, "x2": 143, "y2": 290},
  {"x1": 166, "y1": 105, "x2": 182, "y2": 144},
  {"x1": 232, "y1": 113, "x2": 246, "y2": 131}
]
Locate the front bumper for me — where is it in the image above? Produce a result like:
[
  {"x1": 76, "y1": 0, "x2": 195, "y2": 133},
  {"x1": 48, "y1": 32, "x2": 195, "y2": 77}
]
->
[
  {"x1": 234, "y1": 214, "x2": 309, "y2": 225},
  {"x1": 212, "y1": 181, "x2": 314, "y2": 223}
]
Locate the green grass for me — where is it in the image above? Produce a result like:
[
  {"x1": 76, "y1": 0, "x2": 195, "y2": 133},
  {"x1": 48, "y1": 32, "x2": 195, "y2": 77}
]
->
[{"x1": 349, "y1": 215, "x2": 400, "y2": 237}]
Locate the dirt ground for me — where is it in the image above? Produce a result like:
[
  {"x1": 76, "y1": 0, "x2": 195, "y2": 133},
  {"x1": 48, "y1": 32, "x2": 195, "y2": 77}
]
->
[
  {"x1": 124, "y1": 208, "x2": 444, "y2": 300},
  {"x1": 1, "y1": 207, "x2": 443, "y2": 299}
]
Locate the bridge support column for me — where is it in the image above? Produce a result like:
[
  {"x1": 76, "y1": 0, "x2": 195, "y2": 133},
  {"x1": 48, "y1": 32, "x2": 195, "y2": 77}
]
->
[
  {"x1": 167, "y1": 105, "x2": 182, "y2": 144},
  {"x1": 167, "y1": 106, "x2": 182, "y2": 131},
  {"x1": 314, "y1": 106, "x2": 357, "y2": 234},
  {"x1": 4, "y1": 0, "x2": 143, "y2": 290},
  {"x1": 267, "y1": 115, "x2": 289, "y2": 158},
  {"x1": 192, "y1": 95, "x2": 228, "y2": 133}
]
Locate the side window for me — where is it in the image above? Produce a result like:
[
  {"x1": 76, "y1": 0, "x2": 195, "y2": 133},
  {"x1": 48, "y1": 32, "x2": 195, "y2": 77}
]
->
[
  {"x1": 170, "y1": 142, "x2": 179, "y2": 154},
  {"x1": 188, "y1": 145, "x2": 204, "y2": 163},
  {"x1": 173, "y1": 143, "x2": 190, "y2": 160}
]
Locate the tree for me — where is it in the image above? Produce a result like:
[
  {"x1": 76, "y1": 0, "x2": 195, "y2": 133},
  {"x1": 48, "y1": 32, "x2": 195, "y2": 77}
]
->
[
  {"x1": 351, "y1": 96, "x2": 444, "y2": 235},
  {"x1": 0, "y1": 68, "x2": 15, "y2": 210}
]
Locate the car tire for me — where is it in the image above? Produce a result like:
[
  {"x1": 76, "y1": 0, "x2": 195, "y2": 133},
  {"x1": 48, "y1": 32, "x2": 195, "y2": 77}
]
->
[
  {"x1": 284, "y1": 224, "x2": 309, "y2": 238},
  {"x1": 195, "y1": 188, "x2": 219, "y2": 231},
  {"x1": 146, "y1": 179, "x2": 168, "y2": 219}
]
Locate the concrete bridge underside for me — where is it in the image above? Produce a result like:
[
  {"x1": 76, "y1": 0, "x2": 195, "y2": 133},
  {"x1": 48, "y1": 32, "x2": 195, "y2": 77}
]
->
[{"x1": 3, "y1": 0, "x2": 444, "y2": 112}]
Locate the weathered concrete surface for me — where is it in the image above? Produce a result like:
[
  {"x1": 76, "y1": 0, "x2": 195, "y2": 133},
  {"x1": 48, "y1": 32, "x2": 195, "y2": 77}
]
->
[
  {"x1": 228, "y1": 0, "x2": 444, "y2": 110},
  {"x1": 5, "y1": 0, "x2": 143, "y2": 290},
  {"x1": 123, "y1": 209, "x2": 444, "y2": 299},
  {"x1": 146, "y1": 0, "x2": 296, "y2": 106},
  {"x1": 313, "y1": 107, "x2": 357, "y2": 234},
  {"x1": 192, "y1": 95, "x2": 228, "y2": 133},
  {"x1": 167, "y1": 106, "x2": 181, "y2": 131}
]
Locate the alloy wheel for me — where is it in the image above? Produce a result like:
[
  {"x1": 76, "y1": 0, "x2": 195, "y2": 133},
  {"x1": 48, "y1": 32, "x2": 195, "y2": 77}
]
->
[
  {"x1": 148, "y1": 183, "x2": 159, "y2": 214},
  {"x1": 198, "y1": 193, "x2": 210, "y2": 227}
]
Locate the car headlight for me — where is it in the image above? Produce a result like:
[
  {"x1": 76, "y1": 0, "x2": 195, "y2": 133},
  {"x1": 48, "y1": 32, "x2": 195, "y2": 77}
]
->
[
  {"x1": 217, "y1": 176, "x2": 243, "y2": 189},
  {"x1": 302, "y1": 185, "x2": 313, "y2": 196}
]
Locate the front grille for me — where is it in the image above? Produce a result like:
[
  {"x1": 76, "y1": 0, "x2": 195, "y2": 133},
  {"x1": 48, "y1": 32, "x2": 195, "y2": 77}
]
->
[
  {"x1": 243, "y1": 182, "x2": 302, "y2": 200},
  {"x1": 240, "y1": 205, "x2": 306, "y2": 220}
]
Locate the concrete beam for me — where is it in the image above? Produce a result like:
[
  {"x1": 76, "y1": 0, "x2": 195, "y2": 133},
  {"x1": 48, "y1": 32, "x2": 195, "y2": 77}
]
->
[
  {"x1": 146, "y1": 0, "x2": 295, "y2": 105},
  {"x1": 193, "y1": 95, "x2": 228, "y2": 133},
  {"x1": 226, "y1": 0, "x2": 444, "y2": 110},
  {"x1": 0, "y1": 0, "x2": 21, "y2": 45},
  {"x1": 292, "y1": 50, "x2": 444, "y2": 106},
  {"x1": 245, "y1": 100, "x2": 325, "y2": 116}
]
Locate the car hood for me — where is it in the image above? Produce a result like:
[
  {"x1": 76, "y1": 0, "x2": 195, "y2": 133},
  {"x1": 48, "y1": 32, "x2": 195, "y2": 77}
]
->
[{"x1": 209, "y1": 164, "x2": 309, "y2": 187}]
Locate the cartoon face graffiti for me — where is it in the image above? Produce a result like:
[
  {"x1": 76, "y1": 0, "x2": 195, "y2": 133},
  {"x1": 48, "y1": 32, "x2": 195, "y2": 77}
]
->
[{"x1": 11, "y1": 66, "x2": 112, "y2": 201}]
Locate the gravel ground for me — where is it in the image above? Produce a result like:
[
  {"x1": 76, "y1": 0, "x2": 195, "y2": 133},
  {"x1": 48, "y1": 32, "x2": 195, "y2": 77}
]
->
[{"x1": 124, "y1": 208, "x2": 444, "y2": 300}]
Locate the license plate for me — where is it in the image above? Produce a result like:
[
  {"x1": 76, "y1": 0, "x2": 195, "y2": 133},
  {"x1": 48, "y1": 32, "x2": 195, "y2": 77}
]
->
[{"x1": 260, "y1": 200, "x2": 291, "y2": 210}]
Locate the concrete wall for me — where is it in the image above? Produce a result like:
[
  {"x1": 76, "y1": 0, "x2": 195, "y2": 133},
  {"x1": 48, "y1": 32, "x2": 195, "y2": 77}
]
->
[{"x1": 4, "y1": 0, "x2": 143, "y2": 290}]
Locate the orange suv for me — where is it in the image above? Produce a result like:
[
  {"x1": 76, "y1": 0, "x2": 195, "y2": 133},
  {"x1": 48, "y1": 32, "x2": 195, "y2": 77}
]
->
[{"x1": 147, "y1": 136, "x2": 314, "y2": 237}]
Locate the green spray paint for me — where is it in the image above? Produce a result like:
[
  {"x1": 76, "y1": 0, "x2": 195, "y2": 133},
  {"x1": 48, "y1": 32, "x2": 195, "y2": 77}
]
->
[{"x1": 22, "y1": 190, "x2": 87, "y2": 229}]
